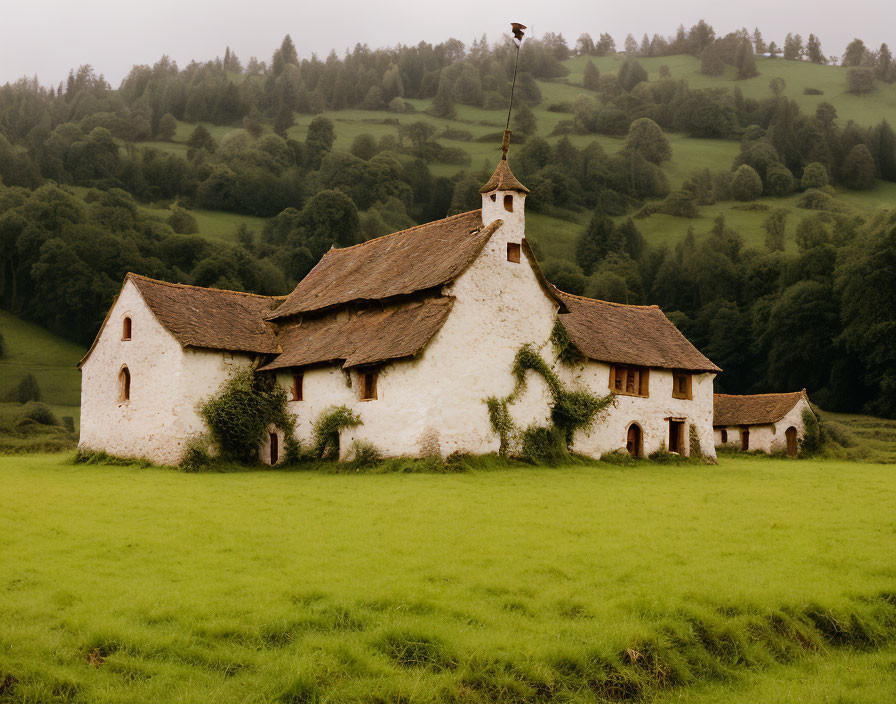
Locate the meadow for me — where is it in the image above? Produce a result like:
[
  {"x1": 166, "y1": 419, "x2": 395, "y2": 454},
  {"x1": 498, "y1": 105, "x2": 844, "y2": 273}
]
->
[{"x1": 1, "y1": 453, "x2": 894, "y2": 702}]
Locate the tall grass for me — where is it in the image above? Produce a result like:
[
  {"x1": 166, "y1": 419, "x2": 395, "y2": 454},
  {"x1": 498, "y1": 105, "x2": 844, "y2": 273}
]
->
[{"x1": 0, "y1": 453, "x2": 893, "y2": 702}]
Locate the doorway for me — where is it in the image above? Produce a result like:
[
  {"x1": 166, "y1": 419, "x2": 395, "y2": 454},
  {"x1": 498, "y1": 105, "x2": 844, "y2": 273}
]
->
[
  {"x1": 626, "y1": 423, "x2": 642, "y2": 458},
  {"x1": 668, "y1": 420, "x2": 684, "y2": 454},
  {"x1": 741, "y1": 429, "x2": 750, "y2": 451},
  {"x1": 269, "y1": 432, "x2": 279, "y2": 465},
  {"x1": 785, "y1": 426, "x2": 797, "y2": 457}
]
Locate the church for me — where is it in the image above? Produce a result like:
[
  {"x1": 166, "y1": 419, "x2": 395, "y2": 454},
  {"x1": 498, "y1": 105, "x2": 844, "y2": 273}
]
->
[{"x1": 78, "y1": 146, "x2": 721, "y2": 465}]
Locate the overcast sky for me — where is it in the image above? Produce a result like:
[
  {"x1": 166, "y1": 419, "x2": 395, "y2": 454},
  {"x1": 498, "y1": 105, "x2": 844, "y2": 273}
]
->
[{"x1": 2, "y1": 0, "x2": 893, "y2": 86}]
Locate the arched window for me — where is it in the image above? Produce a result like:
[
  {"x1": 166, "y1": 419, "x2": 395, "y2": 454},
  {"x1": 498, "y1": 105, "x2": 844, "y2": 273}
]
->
[
  {"x1": 503, "y1": 194, "x2": 514, "y2": 212},
  {"x1": 119, "y1": 366, "x2": 130, "y2": 402},
  {"x1": 122, "y1": 317, "x2": 132, "y2": 340}
]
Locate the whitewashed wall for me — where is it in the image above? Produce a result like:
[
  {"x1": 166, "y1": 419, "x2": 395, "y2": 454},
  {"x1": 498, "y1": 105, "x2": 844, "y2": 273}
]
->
[
  {"x1": 272, "y1": 190, "x2": 717, "y2": 462},
  {"x1": 714, "y1": 398, "x2": 811, "y2": 454},
  {"x1": 79, "y1": 280, "x2": 253, "y2": 465}
]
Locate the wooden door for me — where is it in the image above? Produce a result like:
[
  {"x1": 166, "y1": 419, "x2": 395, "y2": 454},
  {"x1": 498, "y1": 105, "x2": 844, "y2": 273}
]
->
[
  {"x1": 669, "y1": 420, "x2": 684, "y2": 453},
  {"x1": 626, "y1": 424, "x2": 641, "y2": 458},
  {"x1": 785, "y1": 426, "x2": 797, "y2": 457},
  {"x1": 741, "y1": 429, "x2": 750, "y2": 451},
  {"x1": 269, "y1": 432, "x2": 278, "y2": 465}
]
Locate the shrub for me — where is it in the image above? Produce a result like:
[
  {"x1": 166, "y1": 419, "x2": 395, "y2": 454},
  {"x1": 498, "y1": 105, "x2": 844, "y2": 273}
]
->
[
  {"x1": 801, "y1": 162, "x2": 829, "y2": 189},
  {"x1": 803, "y1": 87, "x2": 824, "y2": 95},
  {"x1": 16, "y1": 401, "x2": 59, "y2": 427},
  {"x1": 7, "y1": 373, "x2": 42, "y2": 403},
  {"x1": 166, "y1": 206, "x2": 199, "y2": 234},
  {"x1": 200, "y1": 367, "x2": 295, "y2": 463},
  {"x1": 800, "y1": 407, "x2": 822, "y2": 455},
  {"x1": 658, "y1": 189, "x2": 699, "y2": 217},
  {"x1": 647, "y1": 444, "x2": 678, "y2": 463},
  {"x1": 521, "y1": 425, "x2": 569, "y2": 465},
  {"x1": 765, "y1": 164, "x2": 796, "y2": 196},
  {"x1": 350, "y1": 439, "x2": 382, "y2": 467},
  {"x1": 311, "y1": 405, "x2": 361, "y2": 459},
  {"x1": 730, "y1": 164, "x2": 763, "y2": 201},
  {"x1": 600, "y1": 449, "x2": 636, "y2": 466},
  {"x1": 841, "y1": 144, "x2": 876, "y2": 190},
  {"x1": 180, "y1": 436, "x2": 213, "y2": 472}
]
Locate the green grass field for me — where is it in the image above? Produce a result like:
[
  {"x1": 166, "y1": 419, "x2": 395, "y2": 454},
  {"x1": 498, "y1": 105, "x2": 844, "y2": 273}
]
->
[{"x1": 2, "y1": 453, "x2": 894, "y2": 702}]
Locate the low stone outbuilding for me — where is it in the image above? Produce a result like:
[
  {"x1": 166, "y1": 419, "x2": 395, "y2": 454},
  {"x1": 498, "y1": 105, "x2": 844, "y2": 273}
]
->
[
  {"x1": 713, "y1": 391, "x2": 814, "y2": 456},
  {"x1": 79, "y1": 151, "x2": 721, "y2": 465}
]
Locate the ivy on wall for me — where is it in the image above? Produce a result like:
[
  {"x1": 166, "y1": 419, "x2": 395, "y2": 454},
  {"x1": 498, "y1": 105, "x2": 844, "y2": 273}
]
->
[{"x1": 486, "y1": 341, "x2": 613, "y2": 462}]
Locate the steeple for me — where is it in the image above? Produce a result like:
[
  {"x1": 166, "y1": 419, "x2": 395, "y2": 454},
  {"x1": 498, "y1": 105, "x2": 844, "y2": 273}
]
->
[{"x1": 480, "y1": 130, "x2": 527, "y2": 231}]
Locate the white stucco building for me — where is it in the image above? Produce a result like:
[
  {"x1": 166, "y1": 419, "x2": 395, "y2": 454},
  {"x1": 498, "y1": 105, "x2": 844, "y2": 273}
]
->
[
  {"x1": 713, "y1": 391, "x2": 814, "y2": 456},
  {"x1": 79, "y1": 149, "x2": 722, "y2": 465}
]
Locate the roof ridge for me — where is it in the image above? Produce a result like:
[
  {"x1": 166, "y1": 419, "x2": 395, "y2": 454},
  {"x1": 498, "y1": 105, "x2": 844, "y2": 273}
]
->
[
  {"x1": 555, "y1": 287, "x2": 660, "y2": 310},
  {"x1": 324, "y1": 209, "x2": 483, "y2": 255},
  {"x1": 126, "y1": 273, "x2": 285, "y2": 300}
]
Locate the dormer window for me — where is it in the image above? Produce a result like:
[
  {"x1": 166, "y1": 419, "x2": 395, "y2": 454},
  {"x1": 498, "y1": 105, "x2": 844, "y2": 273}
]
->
[
  {"x1": 122, "y1": 317, "x2": 132, "y2": 340},
  {"x1": 507, "y1": 242, "x2": 521, "y2": 263},
  {"x1": 504, "y1": 194, "x2": 514, "y2": 212}
]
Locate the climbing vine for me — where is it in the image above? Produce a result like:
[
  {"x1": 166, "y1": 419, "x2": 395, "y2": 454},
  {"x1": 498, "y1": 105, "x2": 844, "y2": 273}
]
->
[
  {"x1": 549, "y1": 320, "x2": 585, "y2": 367},
  {"x1": 200, "y1": 366, "x2": 295, "y2": 463},
  {"x1": 487, "y1": 343, "x2": 613, "y2": 461}
]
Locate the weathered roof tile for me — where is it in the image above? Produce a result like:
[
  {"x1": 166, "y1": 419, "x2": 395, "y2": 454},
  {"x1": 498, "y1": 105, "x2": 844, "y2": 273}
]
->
[{"x1": 714, "y1": 391, "x2": 808, "y2": 426}]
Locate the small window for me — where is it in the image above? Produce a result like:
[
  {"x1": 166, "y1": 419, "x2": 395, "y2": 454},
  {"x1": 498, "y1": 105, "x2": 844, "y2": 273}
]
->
[
  {"x1": 672, "y1": 372, "x2": 692, "y2": 400},
  {"x1": 721, "y1": 429, "x2": 728, "y2": 443},
  {"x1": 609, "y1": 364, "x2": 649, "y2": 397},
  {"x1": 490, "y1": 193, "x2": 497, "y2": 202},
  {"x1": 361, "y1": 370, "x2": 378, "y2": 400},
  {"x1": 507, "y1": 242, "x2": 521, "y2": 263},
  {"x1": 291, "y1": 373, "x2": 303, "y2": 401},
  {"x1": 503, "y1": 194, "x2": 513, "y2": 212},
  {"x1": 122, "y1": 317, "x2": 132, "y2": 340},
  {"x1": 119, "y1": 366, "x2": 130, "y2": 402}
]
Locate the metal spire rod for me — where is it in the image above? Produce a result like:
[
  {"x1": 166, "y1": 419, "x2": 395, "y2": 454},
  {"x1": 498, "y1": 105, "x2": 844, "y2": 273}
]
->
[{"x1": 502, "y1": 22, "x2": 526, "y2": 159}]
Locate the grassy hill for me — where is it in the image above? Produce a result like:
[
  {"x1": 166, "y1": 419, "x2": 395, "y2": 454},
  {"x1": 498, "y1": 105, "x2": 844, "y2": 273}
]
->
[
  {"x1": 0, "y1": 310, "x2": 84, "y2": 428},
  {"x1": 132, "y1": 53, "x2": 896, "y2": 253}
]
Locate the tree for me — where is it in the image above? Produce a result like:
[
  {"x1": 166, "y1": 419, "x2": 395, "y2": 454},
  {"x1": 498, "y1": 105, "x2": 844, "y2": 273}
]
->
[
  {"x1": 167, "y1": 206, "x2": 199, "y2": 234},
  {"x1": 877, "y1": 43, "x2": 893, "y2": 81},
  {"x1": 841, "y1": 144, "x2": 876, "y2": 189},
  {"x1": 835, "y1": 210, "x2": 896, "y2": 416},
  {"x1": 576, "y1": 210, "x2": 621, "y2": 275},
  {"x1": 700, "y1": 43, "x2": 725, "y2": 76},
  {"x1": 8, "y1": 373, "x2": 42, "y2": 403},
  {"x1": 783, "y1": 33, "x2": 803, "y2": 60},
  {"x1": 583, "y1": 61, "x2": 600, "y2": 90},
  {"x1": 730, "y1": 164, "x2": 762, "y2": 201},
  {"x1": 157, "y1": 113, "x2": 177, "y2": 140},
  {"x1": 869, "y1": 120, "x2": 896, "y2": 181},
  {"x1": 801, "y1": 162, "x2": 829, "y2": 189},
  {"x1": 305, "y1": 115, "x2": 335, "y2": 169},
  {"x1": 625, "y1": 118, "x2": 671, "y2": 164},
  {"x1": 736, "y1": 41, "x2": 759, "y2": 79},
  {"x1": 617, "y1": 58, "x2": 647, "y2": 91},
  {"x1": 512, "y1": 102, "x2": 537, "y2": 140},
  {"x1": 428, "y1": 71, "x2": 456, "y2": 118},
  {"x1": 273, "y1": 106, "x2": 294, "y2": 137},
  {"x1": 763, "y1": 208, "x2": 787, "y2": 251},
  {"x1": 752, "y1": 28, "x2": 766, "y2": 54},
  {"x1": 846, "y1": 67, "x2": 875, "y2": 94},
  {"x1": 806, "y1": 34, "x2": 826, "y2": 64},
  {"x1": 767, "y1": 41, "x2": 780, "y2": 58},
  {"x1": 842, "y1": 38, "x2": 868, "y2": 67},
  {"x1": 624, "y1": 34, "x2": 638, "y2": 55},
  {"x1": 187, "y1": 124, "x2": 216, "y2": 160},
  {"x1": 576, "y1": 33, "x2": 596, "y2": 56},
  {"x1": 595, "y1": 33, "x2": 616, "y2": 56}
]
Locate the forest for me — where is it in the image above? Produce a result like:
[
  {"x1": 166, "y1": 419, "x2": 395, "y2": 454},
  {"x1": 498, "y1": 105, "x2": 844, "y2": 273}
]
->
[{"x1": 0, "y1": 20, "x2": 894, "y2": 417}]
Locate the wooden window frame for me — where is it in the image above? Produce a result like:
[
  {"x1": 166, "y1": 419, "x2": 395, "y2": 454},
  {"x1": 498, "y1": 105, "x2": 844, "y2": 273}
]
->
[
  {"x1": 291, "y1": 373, "x2": 303, "y2": 402},
  {"x1": 360, "y1": 370, "x2": 378, "y2": 401},
  {"x1": 672, "y1": 372, "x2": 692, "y2": 400},
  {"x1": 668, "y1": 419, "x2": 685, "y2": 454},
  {"x1": 122, "y1": 317, "x2": 132, "y2": 341},
  {"x1": 503, "y1": 194, "x2": 514, "y2": 212},
  {"x1": 507, "y1": 242, "x2": 521, "y2": 263},
  {"x1": 608, "y1": 364, "x2": 650, "y2": 398}
]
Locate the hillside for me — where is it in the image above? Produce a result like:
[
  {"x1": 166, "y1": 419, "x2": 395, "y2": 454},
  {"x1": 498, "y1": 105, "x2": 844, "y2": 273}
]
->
[{"x1": 0, "y1": 310, "x2": 84, "y2": 428}]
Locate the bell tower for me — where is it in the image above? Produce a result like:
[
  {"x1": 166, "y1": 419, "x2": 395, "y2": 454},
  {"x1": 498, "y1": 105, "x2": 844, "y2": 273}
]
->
[{"x1": 480, "y1": 129, "x2": 528, "y2": 249}]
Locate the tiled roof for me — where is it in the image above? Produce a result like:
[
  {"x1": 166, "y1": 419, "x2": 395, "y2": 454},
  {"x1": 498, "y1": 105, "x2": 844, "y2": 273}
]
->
[{"x1": 714, "y1": 391, "x2": 808, "y2": 426}]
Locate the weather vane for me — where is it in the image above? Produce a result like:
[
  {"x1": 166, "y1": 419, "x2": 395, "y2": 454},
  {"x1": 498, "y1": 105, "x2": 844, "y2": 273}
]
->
[{"x1": 502, "y1": 22, "x2": 527, "y2": 159}]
